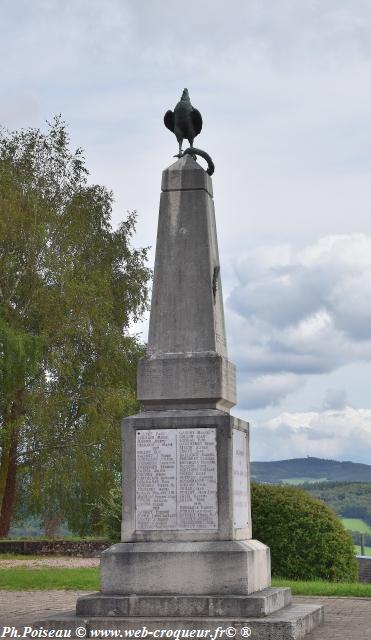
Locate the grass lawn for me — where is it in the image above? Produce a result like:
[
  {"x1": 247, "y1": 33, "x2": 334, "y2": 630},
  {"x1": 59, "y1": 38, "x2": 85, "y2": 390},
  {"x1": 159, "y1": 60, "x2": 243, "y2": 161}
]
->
[
  {"x1": 342, "y1": 518, "x2": 371, "y2": 534},
  {"x1": 272, "y1": 578, "x2": 371, "y2": 597},
  {"x1": 1, "y1": 568, "x2": 371, "y2": 596},
  {"x1": 0, "y1": 568, "x2": 99, "y2": 590}
]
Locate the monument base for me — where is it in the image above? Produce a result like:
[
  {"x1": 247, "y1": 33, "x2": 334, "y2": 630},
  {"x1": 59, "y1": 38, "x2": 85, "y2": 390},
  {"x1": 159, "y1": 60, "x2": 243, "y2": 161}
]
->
[
  {"x1": 34, "y1": 542, "x2": 323, "y2": 638},
  {"x1": 100, "y1": 540, "x2": 270, "y2": 596},
  {"x1": 77, "y1": 587, "x2": 292, "y2": 617},
  {"x1": 36, "y1": 601, "x2": 324, "y2": 640}
]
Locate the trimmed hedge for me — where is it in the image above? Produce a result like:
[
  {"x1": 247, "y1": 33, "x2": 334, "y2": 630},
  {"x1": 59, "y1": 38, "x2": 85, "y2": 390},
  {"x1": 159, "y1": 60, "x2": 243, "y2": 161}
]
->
[{"x1": 251, "y1": 483, "x2": 358, "y2": 582}]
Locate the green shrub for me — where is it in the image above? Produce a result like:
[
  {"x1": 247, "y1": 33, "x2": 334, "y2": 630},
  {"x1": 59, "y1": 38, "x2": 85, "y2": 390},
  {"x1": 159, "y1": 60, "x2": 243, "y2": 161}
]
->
[{"x1": 252, "y1": 483, "x2": 358, "y2": 582}]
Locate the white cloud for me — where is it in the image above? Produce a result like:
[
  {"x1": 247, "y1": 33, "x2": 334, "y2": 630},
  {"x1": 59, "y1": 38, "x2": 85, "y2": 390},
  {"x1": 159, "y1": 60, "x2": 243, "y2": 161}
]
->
[
  {"x1": 251, "y1": 406, "x2": 371, "y2": 463},
  {"x1": 228, "y1": 233, "x2": 371, "y2": 408},
  {"x1": 238, "y1": 373, "x2": 305, "y2": 410},
  {"x1": 322, "y1": 388, "x2": 347, "y2": 411}
]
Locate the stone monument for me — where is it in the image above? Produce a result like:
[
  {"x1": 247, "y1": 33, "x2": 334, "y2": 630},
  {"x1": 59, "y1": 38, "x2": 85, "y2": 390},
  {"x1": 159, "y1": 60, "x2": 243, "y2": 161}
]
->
[{"x1": 38, "y1": 91, "x2": 324, "y2": 638}]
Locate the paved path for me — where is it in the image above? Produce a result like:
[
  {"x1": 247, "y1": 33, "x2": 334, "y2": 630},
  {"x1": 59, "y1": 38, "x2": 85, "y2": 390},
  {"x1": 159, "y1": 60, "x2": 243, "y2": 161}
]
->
[
  {"x1": 295, "y1": 596, "x2": 371, "y2": 639},
  {"x1": 0, "y1": 592, "x2": 370, "y2": 639},
  {"x1": 0, "y1": 590, "x2": 84, "y2": 627}
]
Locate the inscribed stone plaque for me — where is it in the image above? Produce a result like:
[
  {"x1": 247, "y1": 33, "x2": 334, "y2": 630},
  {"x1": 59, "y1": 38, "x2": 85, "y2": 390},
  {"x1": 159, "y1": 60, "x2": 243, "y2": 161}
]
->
[
  {"x1": 136, "y1": 428, "x2": 218, "y2": 530},
  {"x1": 233, "y1": 428, "x2": 249, "y2": 528},
  {"x1": 136, "y1": 429, "x2": 177, "y2": 530},
  {"x1": 177, "y1": 428, "x2": 218, "y2": 529}
]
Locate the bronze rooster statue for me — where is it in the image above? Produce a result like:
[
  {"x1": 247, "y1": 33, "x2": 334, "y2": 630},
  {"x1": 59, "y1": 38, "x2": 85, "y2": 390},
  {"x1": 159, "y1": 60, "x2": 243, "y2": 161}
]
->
[{"x1": 164, "y1": 88, "x2": 203, "y2": 157}]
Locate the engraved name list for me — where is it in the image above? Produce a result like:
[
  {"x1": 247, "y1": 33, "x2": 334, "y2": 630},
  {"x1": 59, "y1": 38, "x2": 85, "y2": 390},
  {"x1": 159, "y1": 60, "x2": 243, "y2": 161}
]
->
[{"x1": 136, "y1": 428, "x2": 218, "y2": 530}]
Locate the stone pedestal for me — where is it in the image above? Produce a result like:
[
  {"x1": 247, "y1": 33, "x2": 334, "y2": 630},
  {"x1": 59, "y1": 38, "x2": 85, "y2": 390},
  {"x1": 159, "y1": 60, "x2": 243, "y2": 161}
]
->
[
  {"x1": 100, "y1": 540, "x2": 270, "y2": 596},
  {"x1": 121, "y1": 410, "x2": 252, "y2": 543},
  {"x1": 35, "y1": 156, "x2": 323, "y2": 638},
  {"x1": 97, "y1": 408, "x2": 271, "y2": 600}
]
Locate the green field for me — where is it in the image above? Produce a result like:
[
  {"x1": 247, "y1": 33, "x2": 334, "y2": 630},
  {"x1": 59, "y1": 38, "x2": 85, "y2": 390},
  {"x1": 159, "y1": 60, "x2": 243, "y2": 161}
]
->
[
  {"x1": 1, "y1": 568, "x2": 371, "y2": 596},
  {"x1": 354, "y1": 544, "x2": 371, "y2": 556},
  {"x1": 342, "y1": 518, "x2": 371, "y2": 533},
  {"x1": 282, "y1": 477, "x2": 327, "y2": 485}
]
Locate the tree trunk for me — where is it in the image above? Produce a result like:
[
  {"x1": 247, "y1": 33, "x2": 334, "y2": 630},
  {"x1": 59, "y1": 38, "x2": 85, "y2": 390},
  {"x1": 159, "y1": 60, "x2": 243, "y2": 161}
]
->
[
  {"x1": 0, "y1": 389, "x2": 24, "y2": 537},
  {"x1": 0, "y1": 426, "x2": 18, "y2": 536}
]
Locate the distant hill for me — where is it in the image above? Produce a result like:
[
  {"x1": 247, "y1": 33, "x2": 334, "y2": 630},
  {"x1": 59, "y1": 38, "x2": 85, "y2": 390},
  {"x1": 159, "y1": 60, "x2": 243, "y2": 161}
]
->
[{"x1": 251, "y1": 457, "x2": 371, "y2": 484}]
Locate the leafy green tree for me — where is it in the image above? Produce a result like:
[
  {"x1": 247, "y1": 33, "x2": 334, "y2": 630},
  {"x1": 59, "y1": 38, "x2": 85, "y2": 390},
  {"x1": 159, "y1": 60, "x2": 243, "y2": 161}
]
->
[
  {"x1": 0, "y1": 117, "x2": 150, "y2": 536},
  {"x1": 252, "y1": 483, "x2": 358, "y2": 582},
  {"x1": 92, "y1": 480, "x2": 122, "y2": 542},
  {"x1": 303, "y1": 481, "x2": 371, "y2": 527}
]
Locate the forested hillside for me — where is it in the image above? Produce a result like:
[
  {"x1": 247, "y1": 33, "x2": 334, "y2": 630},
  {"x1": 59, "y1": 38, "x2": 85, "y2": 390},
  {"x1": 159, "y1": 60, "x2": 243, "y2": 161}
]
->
[
  {"x1": 304, "y1": 482, "x2": 371, "y2": 527},
  {"x1": 251, "y1": 457, "x2": 371, "y2": 483}
]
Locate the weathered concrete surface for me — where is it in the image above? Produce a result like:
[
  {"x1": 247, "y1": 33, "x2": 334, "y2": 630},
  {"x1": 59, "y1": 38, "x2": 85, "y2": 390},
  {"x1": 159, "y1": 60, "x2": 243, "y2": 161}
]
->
[
  {"x1": 139, "y1": 155, "x2": 235, "y2": 411},
  {"x1": 76, "y1": 587, "x2": 292, "y2": 617},
  {"x1": 100, "y1": 540, "x2": 271, "y2": 595},
  {"x1": 35, "y1": 603, "x2": 324, "y2": 640},
  {"x1": 138, "y1": 353, "x2": 236, "y2": 411},
  {"x1": 149, "y1": 156, "x2": 223, "y2": 355},
  {"x1": 161, "y1": 155, "x2": 213, "y2": 195},
  {"x1": 122, "y1": 410, "x2": 252, "y2": 542}
]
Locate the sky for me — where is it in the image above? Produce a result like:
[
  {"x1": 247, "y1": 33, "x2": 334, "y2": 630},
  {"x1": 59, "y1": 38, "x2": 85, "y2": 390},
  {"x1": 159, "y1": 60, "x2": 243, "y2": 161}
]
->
[{"x1": 2, "y1": 1, "x2": 371, "y2": 463}]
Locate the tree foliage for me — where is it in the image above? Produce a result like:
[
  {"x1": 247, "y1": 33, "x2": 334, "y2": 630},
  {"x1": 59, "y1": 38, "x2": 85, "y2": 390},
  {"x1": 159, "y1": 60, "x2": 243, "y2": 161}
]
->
[
  {"x1": 251, "y1": 483, "x2": 358, "y2": 582},
  {"x1": 303, "y1": 481, "x2": 371, "y2": 527},
  {"x1": 0, "y1": 117, "x2": 150, "y2": 536},
  {"x1": 92, "y1": 481, "x2": 122, "y2": 542}
]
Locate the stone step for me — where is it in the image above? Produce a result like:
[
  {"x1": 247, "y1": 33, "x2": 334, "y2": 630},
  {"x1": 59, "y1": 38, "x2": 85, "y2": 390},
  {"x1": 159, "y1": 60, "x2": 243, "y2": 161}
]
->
[
  {"x1": 76, "y1": 587, "x2": 292, "y2": 618},
  {"x1": 35, "y1": 602, "x2": 324, "y2": 640}
]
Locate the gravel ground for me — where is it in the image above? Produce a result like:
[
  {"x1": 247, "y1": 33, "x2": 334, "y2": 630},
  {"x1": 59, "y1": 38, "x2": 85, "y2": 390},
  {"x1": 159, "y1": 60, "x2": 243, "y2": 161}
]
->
[{"x1": 0, "y1": 557, "x2": 100, "y2": 569}]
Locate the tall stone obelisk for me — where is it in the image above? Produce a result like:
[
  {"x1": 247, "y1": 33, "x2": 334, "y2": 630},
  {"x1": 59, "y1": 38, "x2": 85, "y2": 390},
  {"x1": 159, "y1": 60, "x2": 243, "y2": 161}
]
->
[
  {"x1": 97, "y1": 153, "x2": 271, "y2": 597},
  {"x1": 39, "y1": 95, "x2": 323, "y2": 638}
]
